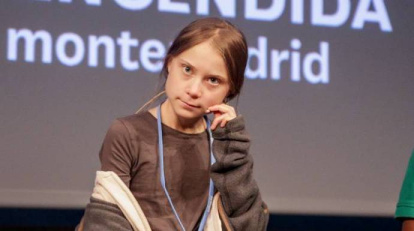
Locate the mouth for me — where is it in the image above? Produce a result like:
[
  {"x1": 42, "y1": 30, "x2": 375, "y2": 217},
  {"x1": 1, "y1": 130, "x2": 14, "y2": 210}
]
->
[{"x1": 180, "y1": 99, "x2": 200, "y2": 109}]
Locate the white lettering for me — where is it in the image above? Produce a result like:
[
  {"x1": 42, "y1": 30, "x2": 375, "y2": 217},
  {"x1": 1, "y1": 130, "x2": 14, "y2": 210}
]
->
[
  {"x1": 140, "y1": 39, "x2": 165, "y2": 73},
  {"x1": 33, "y1": 0, "x2": 393, "y2": 33},
  {"x1": 246, "y1": 36, "x2": 267, "y2": 79},
  {"x1": 312, "y1": 0, "x2": 351, "y2": 27},
  {"x1": 303, "y1": 41, "x2": 329, "y2": 84},
  {"x1": 88, "y1": 35, "x2": 115, "y2": 68},
  {"x1": 291, "y1": 0, "x2": 304, "y2": 24},
  {"x1": 290, "y1": 39, "x2": 301, "y2": 82},
  {"x1": 114, "y1": 0, "x2": 152, "y2": 11},
  {"x1": 158, "y1": 0, "x2": 190, "y2": 14},
  {"x1": 7, "y1": 28, "x2": 52, "y2": 63},
  {"x1": 270, "y1": 50, "x2": 289, "y2": 81},
  {"x1": 352, "y1": 0, "x2": 392, "y2": 32},
  {"x1": 57, "y1": 0, "x2": 101, "y2": 5},
  {"x1": 245, "y1": 0, "x2": 286, "y2": 21},
  {"x1": 196, "y1": 0, "x2": 235, "y2": 17},
  {"x1": 270, "y1": 39, "x2": 330, "y2": 84},
  {"x1": 56, "y1": 32, "x2": 85, "y2": 66},
  {"x1": 6, "y1": 28, "x2": 331, "y2": 84},
  {"x1": 117, "y1": 31, "x2": 139, "y2": 71}
]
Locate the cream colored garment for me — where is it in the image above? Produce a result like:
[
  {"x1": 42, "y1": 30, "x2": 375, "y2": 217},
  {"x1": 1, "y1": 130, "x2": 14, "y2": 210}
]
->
[
  {"x1": 91, "y1": 171, "x2": 222, "y2": 231},
  {"x1": 91, "y1": 171, "x2": 151, "y2": 231},
  {"x1": 204, "y1": 191, "x2": 222, "y2": 231}
]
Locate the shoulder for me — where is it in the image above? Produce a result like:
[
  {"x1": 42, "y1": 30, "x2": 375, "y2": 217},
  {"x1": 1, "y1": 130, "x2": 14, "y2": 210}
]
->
[
  {"x1": 112, "y1": 111, "x2": 157, "y2": 140},
  {"x1": 408, "y1": 150, "x2": 414, "y2": 166},
  {"x1": 395, "y1": 149, "x2": 414, "y2": 219},
  {"x1": 402, "y1": 150, "x2": 414, "y2": 182}
]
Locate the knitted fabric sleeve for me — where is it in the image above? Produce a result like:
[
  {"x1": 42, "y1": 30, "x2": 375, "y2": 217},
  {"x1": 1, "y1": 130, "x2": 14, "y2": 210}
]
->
[{"x1": 210, "y1": 115, "x2": 269, "y2": 231}]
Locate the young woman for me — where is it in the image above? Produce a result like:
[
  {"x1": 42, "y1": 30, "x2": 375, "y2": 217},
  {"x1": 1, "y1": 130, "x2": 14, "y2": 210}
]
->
[{"x1": 78, "y1": 17, "x2": 269, "y2": 231}]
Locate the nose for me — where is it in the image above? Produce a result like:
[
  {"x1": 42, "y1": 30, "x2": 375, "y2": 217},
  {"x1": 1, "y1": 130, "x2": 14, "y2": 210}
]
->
[{"x1": 186, "y1": 79, "x2": 202, "y2": 98}]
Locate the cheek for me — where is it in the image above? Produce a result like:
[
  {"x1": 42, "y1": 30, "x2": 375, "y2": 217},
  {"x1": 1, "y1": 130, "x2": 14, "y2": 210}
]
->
[
  {"x1": 165, "y1": 75, "x2": 175, "y2": 96},
  {"x1": 166, "y1": 69, "x2": 179, "y2": 86},
  {"x1": 165, "y1": 73, "x2": 185, "y2": 99},
  {"x1": 204, "y1": 91, "x2": 227, "y2": 107},
  {"x1": 166, "y1": 68, "x2": 182, "y2": 86}
]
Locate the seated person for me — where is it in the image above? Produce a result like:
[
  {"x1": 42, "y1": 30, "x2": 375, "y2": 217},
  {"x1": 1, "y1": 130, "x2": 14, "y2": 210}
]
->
[{"x1": 396, "y1": 150, "x2": 414, "y2": 231}]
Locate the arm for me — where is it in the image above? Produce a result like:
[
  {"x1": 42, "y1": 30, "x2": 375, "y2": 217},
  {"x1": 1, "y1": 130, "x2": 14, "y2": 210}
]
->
[
  {"x1": 396, "y1": 151, "x2": 414, "y2": 228},
  {"x1": 81, "y1": 198, "x2": 134, "y2": 231},
  {"x1": 210, "y1": 115, "x2": 269, "y2": 231},
  {"x1": 99, "y1": 119, "x2": 137, "y2": 187},
  {"x1": 80, "y1": 119, "x2": 137, "y2": 229},
  {"x1": 403, "y1": 220, "x2": 414, "y2": 231}
]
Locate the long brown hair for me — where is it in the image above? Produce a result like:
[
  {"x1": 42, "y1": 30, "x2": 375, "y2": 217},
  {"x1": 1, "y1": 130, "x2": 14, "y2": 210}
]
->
[{"x1": 162, "y1": 17, "x2": 248, "y2": 101}]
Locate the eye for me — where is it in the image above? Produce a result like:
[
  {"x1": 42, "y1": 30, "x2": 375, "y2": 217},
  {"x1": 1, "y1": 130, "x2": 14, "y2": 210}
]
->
[
  {"x1": 208, "y1": 77, "x2": 220, "y2": 85},
  {"x1": 182, "y1": 65, "x2": 192, "y2": 75}
]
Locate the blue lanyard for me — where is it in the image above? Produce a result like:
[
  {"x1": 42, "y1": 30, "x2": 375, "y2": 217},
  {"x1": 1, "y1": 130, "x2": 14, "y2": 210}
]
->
[{"x1": 156, "y1": 105, "x2": 216, "y2": 231}]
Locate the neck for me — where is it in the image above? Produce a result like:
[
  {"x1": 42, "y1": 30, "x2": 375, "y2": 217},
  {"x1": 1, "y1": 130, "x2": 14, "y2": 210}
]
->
[{"x1": 159, "y1": 100, "x2": 206, "y2": 134}]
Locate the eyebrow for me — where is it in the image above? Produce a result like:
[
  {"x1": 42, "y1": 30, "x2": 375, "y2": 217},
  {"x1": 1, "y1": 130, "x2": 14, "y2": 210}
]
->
[
  {"x1": 178, "y1": 58, "x2": 196, "y2": 71},
  {"x1": 178, "y1": 57, "x2": 227, "y2": 81}
]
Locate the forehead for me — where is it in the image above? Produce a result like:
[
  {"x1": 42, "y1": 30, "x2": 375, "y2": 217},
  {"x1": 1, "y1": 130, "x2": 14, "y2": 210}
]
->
[{"x1": 174, "y1": 41, "x2": 229, "y2": 80}]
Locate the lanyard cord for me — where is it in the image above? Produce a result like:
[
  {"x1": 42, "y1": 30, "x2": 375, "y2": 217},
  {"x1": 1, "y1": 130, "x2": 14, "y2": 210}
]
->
[{"x1": 157, "y1": 105, "x2": 216, "y2": 231}]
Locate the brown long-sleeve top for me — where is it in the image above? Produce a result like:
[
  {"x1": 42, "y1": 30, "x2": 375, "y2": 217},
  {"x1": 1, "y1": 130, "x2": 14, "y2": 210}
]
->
[
  {"x1": 95, "y1": 111, "x2": 269, "y2": 231},
  {"x1": 99, "y1": 111, "x2": 210, "y2": 230}
]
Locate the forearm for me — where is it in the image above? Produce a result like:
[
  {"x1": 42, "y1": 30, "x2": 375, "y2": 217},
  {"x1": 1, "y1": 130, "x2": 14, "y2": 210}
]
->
[
  {"x1": 403, "y1": 220, "x2": 414, "y2": 231},
  {"x1": 82, "y1": 197, "x2": 133, "y2": 231},
  {"x1": 211, "y1": 115, "x2": 269, "y2": 231}
]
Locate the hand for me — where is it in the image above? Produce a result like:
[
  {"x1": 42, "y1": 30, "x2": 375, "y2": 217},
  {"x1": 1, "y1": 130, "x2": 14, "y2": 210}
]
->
[{"x1": 206, "y1": 104, "x2": 237, "y2": 130}]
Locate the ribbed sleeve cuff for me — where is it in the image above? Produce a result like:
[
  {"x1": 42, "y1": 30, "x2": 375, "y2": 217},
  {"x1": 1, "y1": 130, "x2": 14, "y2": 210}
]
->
[
  {"x1": 395, "y1": 203, "x2": 414, "y2": 219},
  {"x1": 212, "y1": 115, "x2": 245, "y2": 139}
]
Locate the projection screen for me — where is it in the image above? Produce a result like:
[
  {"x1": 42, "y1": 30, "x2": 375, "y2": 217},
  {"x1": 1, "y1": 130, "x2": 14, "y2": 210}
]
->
[{"x1": 1, "y1": 0, "x2": 413, "y2": 216}]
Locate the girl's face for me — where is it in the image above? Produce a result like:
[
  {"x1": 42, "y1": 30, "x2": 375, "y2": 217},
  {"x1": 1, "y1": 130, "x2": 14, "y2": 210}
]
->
[{"x1": 165, "y1": 41, "x2": 230, "y2": 121}]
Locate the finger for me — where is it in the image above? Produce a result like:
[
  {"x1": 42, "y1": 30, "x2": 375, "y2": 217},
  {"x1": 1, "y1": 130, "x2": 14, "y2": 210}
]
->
[
  {"x1": 210, "y1": 114, "x2": 228, "y2": 130},
  {"x1": 205, "y1": 107, "x2": 225, "y2": 115},
  {"x1": 208, "y1": 104, "x2": 236, "y2": 119},
  {"x1": 208, "y1": 104, "x2": 231, "y2": 113},
  {"x1": 206, "y1": 109, "x2": 222, "y2": 118},
  {"x1": 220, "y1": 118, "x2": 227, "y2": 128}
]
